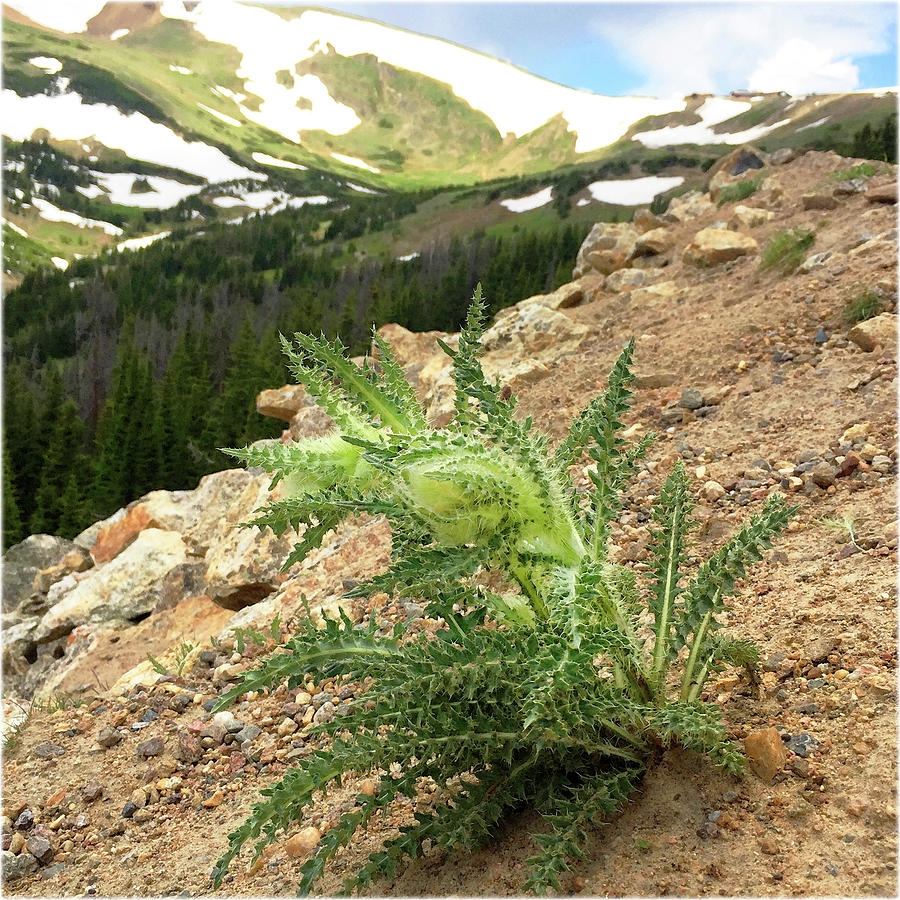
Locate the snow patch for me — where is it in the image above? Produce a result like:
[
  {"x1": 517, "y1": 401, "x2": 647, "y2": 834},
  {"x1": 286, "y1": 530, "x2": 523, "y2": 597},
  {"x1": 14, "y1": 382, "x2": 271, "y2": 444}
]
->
[
  {"x1": 636, "y1": 98, "x2": 791, "y2": 148},
  {"x1": 347, "y1": 182, "x2": 380, "y2": 195},
  {"x1": 282, "y1": 195, "x2": 330, "y2": 209},
  {"x1": 585, "y1": 176, "x2": 684, "y2": 206},
  {"x1": 32, "y1": 197, "x2": 123, "y2": 235},
  {"x1": 6, "y1": 0, "x2": 106, "y2": 33},
  {"x1": 110, "y1": 29, "x2": 129, "y2": 40},
  {"x1": 92, "y1": 173, "x2": 206, "y2": 209},
  {"x1": 576, "y1": 198, "x2": 591, "y2": 207},
  {"x1": 2, "y1": 89, "x2": 263, "y2": 182},
  {"x1": 212, "y1": 195, "x2": 248, "y2": 208},
  {"x1": 156, "y1": 2, "x2": 684, "y2": 152},
  {"x1": 500, "y1": 186, "x2": 553, "y2": 213},
  {"x1": 50, "y1": 256, "x2": 69, "y2": 270},
  {"x1": 169, "y1": 65, "x2": 192, "y2": 75},
  {"x1": 396, "y1": 252, "x2": 420, "y2": 261},
  {"x1": 251, "y1": 152, "x2": 308, "y2": 170},
  {"x1": 28, "y1": 56, "x2": 63, "y2": 74},
  {"x1": 331, "y1": 153, "x2": 380, "y2": 173},
  {"x1": 5, "y1": 160, "x2": 26, "y2": 173},
  {"x1": 117, "y1": 231, "x2": 172, "y2": 252},
  {"x1": 796, "y1": 116, "x2": 830, "y2": 131},
  {"x1": 75, "y1": 183, "x2": 106, "y2": 199},
  {"x1": 198, "y1": 103, "x2": 243, "y2": 127}
]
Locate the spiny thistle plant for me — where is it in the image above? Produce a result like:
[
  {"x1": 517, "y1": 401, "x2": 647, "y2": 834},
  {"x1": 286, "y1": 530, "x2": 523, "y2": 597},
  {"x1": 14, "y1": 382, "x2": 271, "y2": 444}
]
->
[{"x1": 213, "y1": 286, "x2": 796, "y2": 895}]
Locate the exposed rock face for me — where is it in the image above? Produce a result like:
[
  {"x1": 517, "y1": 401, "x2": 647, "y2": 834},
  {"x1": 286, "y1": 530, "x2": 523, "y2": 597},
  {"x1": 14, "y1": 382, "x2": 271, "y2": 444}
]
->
[
  {"x1": 91, "y1": 506, "x2": 154, "y2": 564},
  {"x1": 256, "y1": 384, "x2": 309, "y2": 421},
  {"x1": 708, "y1": 145, "x2": 768, "y2": 178},
  {"x1": 203, "y1": 474, "x2": 297, "y2": 610},
  {"x1": 32, "y1": 529, "x2": 188, "y2": 644},
  {"x1": 573, "y1": 222, "x2": 638, "y2": 278},
  {"x1": 848, "y1": 313, "x2": 897, "y2": 352},
  {"x1": 683, "y1": 228, "x2": 758, "y2": 266},
  {"x1": 632, "y1": 207, "x2": 663, "y2": 233},
  {"x1": 373, "y1": 323, "x2": 452, "y2": 398},
  {"x1": 633, "y1": 226, "x2": 674, "y2": 257},
  {"x1": 2, "y1": 535, "x2": 78, "y2": 613}
]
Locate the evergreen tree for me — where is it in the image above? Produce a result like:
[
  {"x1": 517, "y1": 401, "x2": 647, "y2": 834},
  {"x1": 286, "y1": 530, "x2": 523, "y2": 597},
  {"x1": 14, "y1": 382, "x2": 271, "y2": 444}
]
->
[
  {"x1": 3, "y1": 447, "x2": 25, "y2": 550},
  {"x1": 57, "y1": 471, "x2": 91, "y2": 540},
  {"x1": 30, "y1": 398, "x2": 88, "y2": 535},
  {"x1": 881, "y1": 114, "x2": 898, "y2": 163}
]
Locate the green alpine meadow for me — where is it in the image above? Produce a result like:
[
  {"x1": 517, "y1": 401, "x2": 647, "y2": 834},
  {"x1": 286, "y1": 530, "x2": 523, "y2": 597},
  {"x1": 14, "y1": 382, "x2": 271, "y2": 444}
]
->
[{"x1": 213, "y1": 286, "x2": 797, "y2": 894}]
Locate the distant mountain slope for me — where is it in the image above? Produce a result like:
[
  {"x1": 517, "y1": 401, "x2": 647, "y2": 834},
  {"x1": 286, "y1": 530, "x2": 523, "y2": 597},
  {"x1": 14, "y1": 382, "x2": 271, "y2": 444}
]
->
[{"x1": 2, "y1": 0, "x2": 895, "y2": 277}]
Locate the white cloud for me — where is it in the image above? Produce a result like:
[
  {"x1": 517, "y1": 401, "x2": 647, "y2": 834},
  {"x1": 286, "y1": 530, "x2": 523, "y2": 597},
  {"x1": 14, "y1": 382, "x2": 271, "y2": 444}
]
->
[
  {"x1": 750, "y1": 38, "x2": 859, "y2": 93},
  {"x1": 590, "y1": 3, "x2": 894, "y2": 96}
]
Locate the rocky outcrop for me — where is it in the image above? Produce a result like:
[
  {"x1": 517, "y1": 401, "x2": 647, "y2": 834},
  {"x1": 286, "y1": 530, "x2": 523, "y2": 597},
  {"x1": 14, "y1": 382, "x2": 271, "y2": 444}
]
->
[
  {"x1": 573, "y1": 222, "x2": 638, "y2": 278},
  {"x1": 633, "y1": 227, "x2": 674, "y2": 256},
  {"x1": 32, "y1": 529, "x2": 188, "y2": 644},
  {"x1": 256, "y1": 384, "x2": 309, "y2": 421},
  {"x1": 683, "y1": 228, "x2": 758, "y2": 266},
  {"x1": 632, "y1": 208, "x2": 663, "y2": 233},
  {"x1": 202, "y1": 474, "x2": 297, "y2": 610},
  {"x1": 2, "y1": 535, "x2": 80, "y2": 613},
  {"x1": 663, "y1": 190, "x2": 714, "y2": 222},
  {"x1": 707, "y1": 145, "x2": 768, "y2": 179}
]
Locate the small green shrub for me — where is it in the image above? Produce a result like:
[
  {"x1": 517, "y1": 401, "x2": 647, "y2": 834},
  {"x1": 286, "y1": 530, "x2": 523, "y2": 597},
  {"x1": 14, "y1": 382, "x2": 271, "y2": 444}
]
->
[
  {"x1": 760, "y1": 228, "x2": 815, "y2": 272},
  {"x1": 830, "y1": 163, "x2": 875, "y2": 181},
  {"x1": 213, "y1": 287, "x2": 795, "y2": 895},
  {"x1": 716, "y1": 174, "x2": 763, "y2": 207},
  {"x1": 844, "y1": 287, "x2": 884, "y2": 324}
]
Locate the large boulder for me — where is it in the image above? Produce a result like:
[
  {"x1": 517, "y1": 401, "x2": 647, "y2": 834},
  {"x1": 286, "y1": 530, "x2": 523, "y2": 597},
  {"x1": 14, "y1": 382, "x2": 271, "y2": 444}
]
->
[
  {"x1": 663, "y1": 190, "x2": 714, "y2": 222},
  {"x1": 255, "y1": 384, "x2": 335, "y2": 439},
  {"x1": 707, "y1": 145, "x2": 767, "y2": 179},
  {"x1": 683, "y1": 229, "x2": 758, "y2": 266},
  {"x1": 632, "y1": 227, "x2": 675, "y2": 256},
  {"x1": 573, "y1": 222, "x2": 638, "y2": 278},
  {"x1": 848, "y1": 313, "x2": 897, "y2": 353},
  {"x1": 2, "y1": 535, "x2": 78, "y2": 613},
  {"x1": 202, "y1": 474, "x2": 298, "y2": 610},
  {"x1": 256, "y1": 384, "x2": 309, "y2": 421},
  {"x1": 32, "y1": 529, "x2": 188, "y2": 643}
]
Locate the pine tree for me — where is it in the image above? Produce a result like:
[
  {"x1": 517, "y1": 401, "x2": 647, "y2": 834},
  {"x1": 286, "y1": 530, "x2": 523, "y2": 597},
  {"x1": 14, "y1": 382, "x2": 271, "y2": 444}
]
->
[
  {"x1": 881, "y1": 114, "x2": 898, "y2": 163},
  {"x1": 3, "y1": 446, "x2": 25, "y2": 550},
  {"x1": 57, "y1": 471, "x2": 90, "y2": 540},
  {"x1": 30, "y1": 399, "x2": 88, "y2": 535}
]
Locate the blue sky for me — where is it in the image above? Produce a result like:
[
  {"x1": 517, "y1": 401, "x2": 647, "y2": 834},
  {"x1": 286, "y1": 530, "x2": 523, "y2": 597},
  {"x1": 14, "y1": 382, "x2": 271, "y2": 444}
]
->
[{"x1": 302, "y1": 1, "x2": 898, "y2": 96}]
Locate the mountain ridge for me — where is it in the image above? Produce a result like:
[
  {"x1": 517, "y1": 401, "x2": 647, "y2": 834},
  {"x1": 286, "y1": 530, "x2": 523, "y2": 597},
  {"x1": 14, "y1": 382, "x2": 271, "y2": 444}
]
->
[{"x1": 2, "y1": 0, "x2": 896, "y2": 279}]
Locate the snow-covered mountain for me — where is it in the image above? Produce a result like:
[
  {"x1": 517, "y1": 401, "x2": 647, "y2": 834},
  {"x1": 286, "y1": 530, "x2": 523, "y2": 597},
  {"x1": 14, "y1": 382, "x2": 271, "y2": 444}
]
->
[{"x1": 2, "y1": 0, "x2": 895, "y2": 277}]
